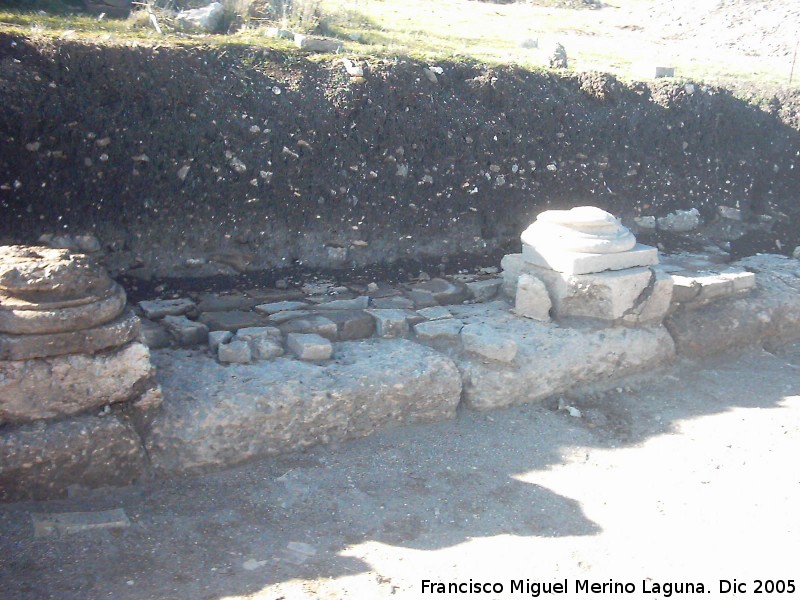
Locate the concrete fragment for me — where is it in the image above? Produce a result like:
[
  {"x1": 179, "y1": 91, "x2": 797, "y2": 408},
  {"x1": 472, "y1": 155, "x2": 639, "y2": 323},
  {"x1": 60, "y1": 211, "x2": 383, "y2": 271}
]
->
[
  {"x1": 287, "y1": 333, "x2": 333, "y2": 361},
  {"x1": 461, "y1": 323, "x2": 517, "y2": 363},
  {"x1": 138, "y1": 298, "x2": 196, "y2": 319},
  {"x1": 0, "y1": 308, "x2": 140, "y2": 360},
  {"x1": 514, "y1": 273, "x2": 552, "y2": 321},
  {"x1": 208, "y1": 330, "x2": 233, "y2": 353},
  {"x1": 413, "y1": 318, "x2": 464, "y2": 342},
  {"x1": 145, "y1": 339, "x2": 462, "y2": 473},
  {"x1": 218, "y1": 340, "x2": 252, "y2": 364},
  {"x1": 162, "y1": 315, "x2": 209, "y2": 346},
  {"x1": 0, "y1": 342, "x2": 153, "y2": 424},
  {"x1": 466, "y1": 278, "x2": 501, "y2": 302},
  {"x1": 0, "y1": 413, "x2": 148, "y2": 501},
  {"x1": 279, "y1": 315, "x2": 338, "y2": 340},
  {"x1": 365, "y1": 309, "x2": 410, "y2": 338}
]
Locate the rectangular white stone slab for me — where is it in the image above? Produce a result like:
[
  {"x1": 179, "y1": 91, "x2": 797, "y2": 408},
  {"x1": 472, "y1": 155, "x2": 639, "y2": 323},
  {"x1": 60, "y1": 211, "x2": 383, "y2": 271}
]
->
[{"x1": 522, "y1": 242, "x2": 658, "y2": 275}]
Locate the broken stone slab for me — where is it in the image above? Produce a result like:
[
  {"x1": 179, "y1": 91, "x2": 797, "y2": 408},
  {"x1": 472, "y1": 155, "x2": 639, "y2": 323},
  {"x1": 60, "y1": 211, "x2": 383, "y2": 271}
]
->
[
  {"x1": 408, "y1": 278, "x2": 470, "y2": 305},
  {"x1": 522, "y1": 264, "x2": 656, "y2": 321},
  {"x1": 671, "y1": 270, "x2": 755, "y2": 305},
  {"x1": 416, "y1": 306, "x2": 453, "y2": 321},
  {"x1": 664, "y1": 255, "x2": 800, "y2": 356},
  {"x1": 294, "y1": 34, "x2": 343, "y2": 53},
  {"x1": 0, "y1": 308, "x2": 140, "y2": 360},
  {"x1": 365, "y1": 309, "x2": 410, "y2": 338},
  {"x1": 254, "y1": 300, "x2": 310, "y2": 314},
  {"x1": 138, "y1": 298, "x2": 197, "y2": 320},
  {"x1": 218, "y1": 340, "x2": 252, "y2": 364},
  {"x1": 309, "y1": 296, "x2": 369, "y2": 310},
  {"x1": 145, "y1": 339, "x2": 461, "y2": 474},
  {"x1": 0, "y1": 282, "x2": 127, "y2": 335},
  {"x1": 622, "y1": 269, "x2": 674, "y2": 325},
  {"x1": 279, "y1": 315, "x2": 338, "y2": 340},
  {"x1": 208, "y1": 330, "x2": 233, "y2": 353},
  {"x1": 0, "y1": 413, "x2": 148, "y2": 501},
  {"x1": 461, "y1": 323, "x2": 517, "y2": 363},
  {"x1": 138, "y1": 317, "x2": 171, "y2": 349},
  {"x1": 370, "y1": 296, "x2": 415, "y2": 310},
  {"x1": 521, "y1": 242, "x2": 659, "y2": 276},
  {"x1": 162, "y1": 315, "x2": 209, "y2": 346},
  {"x1": 413, "y1": 318, "x2": 464, "y2": 342},
  {"x1": 0, "y1": 342, "x2": 153, "y2": 425},
  {"x1": 458, "y1": 312, "x2": 675, "y2": 410},
  {"x1": 32, "y1": 508, "x2": 130, "y2": 538},
  {"x1": 287, "y1": 333, "x2": 333, "y2": 361},
  {"x1": 315, "y1": 310, "x2": 375, "y2": 341},
  {"x1": 198, "y1": 310, "x2": 266, "y2": 332},
  {"x1": 514, "y1": 273, "x2": 552, "y2": 321},
  {"x1": 466, "y1": 278, "x2": 502, "y2": 302}
]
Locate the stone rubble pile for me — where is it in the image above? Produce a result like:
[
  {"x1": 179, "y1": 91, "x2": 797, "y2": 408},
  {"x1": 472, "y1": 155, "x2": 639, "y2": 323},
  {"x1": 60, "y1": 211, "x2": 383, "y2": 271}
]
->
[{"x1": 0, "y1": 246, "x2": 157, "y2": 500}]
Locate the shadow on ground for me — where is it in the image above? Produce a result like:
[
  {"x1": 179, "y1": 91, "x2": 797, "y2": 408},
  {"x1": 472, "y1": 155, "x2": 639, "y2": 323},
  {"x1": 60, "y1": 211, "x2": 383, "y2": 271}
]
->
[{"x1": 0, "y1": 342, "x2": 799, "y2": 598}]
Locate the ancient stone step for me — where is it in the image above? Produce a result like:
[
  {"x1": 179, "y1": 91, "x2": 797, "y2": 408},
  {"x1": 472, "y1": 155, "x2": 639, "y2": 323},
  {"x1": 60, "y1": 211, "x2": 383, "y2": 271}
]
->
[
  {"x1": 138, "y1": 298, "x2": 197, "y2": 319},
  {"x1": 162, "y1": 315, "x2": 209, "y2": 346},
  {"x1": 197, "y1": 310, "x2": 266, "y2": 332},
  {"x1": 408, "y1": 278, "x2": 470, "y2": 305},
  {"x1": 287, "y1": 333, "x2": 333, "y2": 360}
]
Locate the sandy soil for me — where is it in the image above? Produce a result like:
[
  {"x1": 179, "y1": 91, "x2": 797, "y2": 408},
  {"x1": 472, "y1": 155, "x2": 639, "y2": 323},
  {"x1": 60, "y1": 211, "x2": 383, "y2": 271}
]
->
[{"x1": 1, "y1": 341, "x2": 798, "y2": 599}]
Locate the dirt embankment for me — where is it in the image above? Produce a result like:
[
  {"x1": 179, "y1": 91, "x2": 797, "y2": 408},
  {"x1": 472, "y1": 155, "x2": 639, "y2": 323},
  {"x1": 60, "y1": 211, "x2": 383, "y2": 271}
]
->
[{"x1": 2, "y1": 33, "x2": 800, "y2": 281}]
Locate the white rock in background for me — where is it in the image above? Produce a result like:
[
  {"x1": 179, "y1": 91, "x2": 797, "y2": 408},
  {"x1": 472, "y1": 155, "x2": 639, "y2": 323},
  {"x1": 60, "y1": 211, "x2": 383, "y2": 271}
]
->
[
  {"x1": 175, "y1": 2, "x2": 224, "y2": 33},
  {"x1": 657, "y1": 208, "x2": 701, "y2": 232}
]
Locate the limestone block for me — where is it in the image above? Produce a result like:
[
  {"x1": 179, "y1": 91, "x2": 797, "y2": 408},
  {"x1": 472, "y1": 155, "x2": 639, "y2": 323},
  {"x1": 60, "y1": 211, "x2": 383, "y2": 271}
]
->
[
  {"x1": 279, "y1": 315, "x2": 338, "y2": 340},
  {"x1": 0, "y1": 413, "x2": 148, "y2": 501},
  {"x1": 0, "y1": 342, "x2": 153, "y2": 424},
  {"x1": 413, "y1": 318, "x2": 464, "y2": 342},
  {"x1": 417, "y1": 306, "x2": 453, "y2": 321},
  {"x1": 521, "y1": 242, "x2": 658, "y2": 275},
  {"x1": 198, "y1": 310, "x2": 265, "y2": 332},
  {"x1": 138, "y1": 318, "x2": 171, "y2": 349},
  {"x1": 208, "y1": 330, "x2": 233, "y2": 353},
  {"x1": 622, "y1": 269, "x2": 674, "y2": 325},
  {"x1": 286, "y1": 333, "x2": 333, "y2": 361},
  {"x1": 671, "y1": 270, "x2": 756, "y2": 305},
  {"x1": 514, "y1": 273, "x2": 552, "y2": 321},
  {"x1": 249, "y1": 337, "x2": 284, "y2": 360},
  {"x1": 370, "y1": 296, "x2": 415, "y2": 309},
  {"x1": 145, "y1": 339, "x2": 461, "y2": 474},
  {"x1": 311, "y1": 296, "x2": 369, "y2": 310},
  {"x1": 525, "y1": 265, "x2": 654, "y2": 321},
  {"x1": 466, "y1": 278, "x2": 502, "y2": 302},
  {"x1": 254, "y1": 300, "x2": 309, "y2": 314},
  {"x1": 267, "y1": 309, "x2": 311, "y2": 324},
  {"x1": 234, "y1": 326, "x2": 282, "y2": 342},
  {"x1": 218, "y1": 340, "x2": 252, "y2": 364},
  {"x1": 0, "y1": 308, "x2": 140, "y2": 360},
  {"x1": 461, "y1": 323, "x2": 517, "y2": 363},
  {"x1": 500, "y1": 253, "x2": 525, "y2": 298},
  {"x1": 365, "y1": 309, "x2": 410, "y2": 338},
  {"x1": 406, "y1": 289, "x2": 438, "y2": 308},
  {"x1": 315, "y1": 310, "x2": 375, "y2": 341},
  {"x1": 162, "y1": 315, "x2": 209, "y2": 346},
  {"x1": 138, "y1": 298, "x2": 196, "y2": 319}
]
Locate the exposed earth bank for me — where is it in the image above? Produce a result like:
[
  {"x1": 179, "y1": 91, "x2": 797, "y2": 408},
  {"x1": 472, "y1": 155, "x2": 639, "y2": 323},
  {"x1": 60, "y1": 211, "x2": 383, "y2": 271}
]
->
[{"x1": 2, "y1": 32, "x2": 800, "y2": 282}]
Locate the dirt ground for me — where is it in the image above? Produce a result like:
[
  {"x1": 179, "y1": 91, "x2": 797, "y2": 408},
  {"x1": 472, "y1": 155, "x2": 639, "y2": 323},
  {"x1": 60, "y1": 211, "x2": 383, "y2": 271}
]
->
[{"x1": 1, "y1": 341, "x2": 798, "y2": 599}]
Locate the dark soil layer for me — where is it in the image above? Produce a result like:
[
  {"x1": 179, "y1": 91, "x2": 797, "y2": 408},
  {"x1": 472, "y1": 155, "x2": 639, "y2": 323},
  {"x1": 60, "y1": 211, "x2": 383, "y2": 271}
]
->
[{"x1": 2, "y1": 33, "x2": 800, "y2": 279}]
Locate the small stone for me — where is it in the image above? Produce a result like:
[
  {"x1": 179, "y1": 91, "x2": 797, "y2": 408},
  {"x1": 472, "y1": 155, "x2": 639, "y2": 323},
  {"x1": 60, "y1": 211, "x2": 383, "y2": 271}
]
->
[
  {"x1": 138, "y1": 318, "x2": 171, "y2": 349},
  {"x1": 548, "y1": 42, "x2": 568, "y2": 69},
  {"x1": 139, "y1": 298, "x2": 196, "y2": 319},
  {"x1": 279, "y1": 315, "x2": 337, "y2": 340},
  {"x1": 162, "y1": 315, "x2": 209, "y2": 346},
  {"x1": 326, "y1": 246, "x2": 348, "y2": 263},
  {"x1": 634, "y1": 216, "x2": 657, "y2": 229},
  {"x1": 461, "y1": 323, "x2": 517, "y2": 363},
  {"x1": 423, "y1": 68, "x2": 438, "y2": 83},
  {"x1": 365, "y1": 309, "x2": 410, "y2": 338},
  {"x1": 657, "y1": 208, "x2": 701, "y2": 232},
  {"x1": 234, "y1": 326, "x2": 281, "y2": 342},
  {"x1": 74, "y1": 234, "x2": 101, "y2": 253},
  {"x1": 413, "y1": 318, "x2": 463, "y2": 342},
  {"x1": 32, "y1": 508, "x2": 130, "y2": 538},
  {"x1": 717, "y1": 205, "x2": 742, "y2": 221},
  {"x1": 208, "y1": 330, "x2": 233, "y2": 353},
  {"x1": 406, "y1": 289, "x2": 438, "y2": 308},
  {"x1": 177, "y1": 165, "x2": 190, "y2": 181},
  {"x1": 248, "y1": 337, "x2": 284, "y2": 360},
  {"x1": 315, "y1": 310, "x2": 375, "y2": 341},
  {"x1": 294, "y1": 34, "x2": 343, "y2": 53},
  {"x1": 286, "y1": 333, "x2": 332, "y2": 360},
  {"x1": 408, "y1": 278, "x2": 470, "y2": 305},
  {"x1": 515, "y1": 274, "x2": 552, "y2": 321},
  {"x1": 25, "y1": 142, "x2": 41, "y2": 152},
  {"x1": 218, "y1": 340, "x2": 252, "y2": 364}
]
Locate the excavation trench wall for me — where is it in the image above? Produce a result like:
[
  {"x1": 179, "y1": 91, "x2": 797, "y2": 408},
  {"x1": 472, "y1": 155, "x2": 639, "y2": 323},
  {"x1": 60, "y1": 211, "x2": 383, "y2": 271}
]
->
[{"x1": 3, "y1": 34, "x2": 800, "y2": 280}]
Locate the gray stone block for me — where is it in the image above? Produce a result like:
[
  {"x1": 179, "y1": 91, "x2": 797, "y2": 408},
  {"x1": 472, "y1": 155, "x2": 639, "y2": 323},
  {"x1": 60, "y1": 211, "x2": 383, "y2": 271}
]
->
[
  {"x1": 162, "y1": 315, "x2": 209, "y2": 346},
  {"x1": 514, "y1": 273, "x2": 551, "y2": 321},
  {"x1": 286, "y1": 333, "x2": 333, "y2": 361},
  {"x1": 461, "y1": 323, "x2": 517, "y2": 363},
  {"x1": 198, "y1": 310, "x2": 265, "y2": 332},
  {"x1": 138, "y1": 298, "x2": 196, "y2": 319},
  {"x1": 370, "y1": 296, "x2": 415, "y2": 309},
  {"x1": 254, "y1": 300, "x2": 309, "y2": 314},
  {"x1": 365, "y1": 309, "x2": 410, "y2": 338},
  {"x1": 218, "y1": 340, "x2": 252, "y2": 364},
  {"x1": 413, "y1": 318, "x2": 464, "y2": 342},
  {"x1": 408, "y1": 278, "x2": 470, "y2": 305},
  {"x1": 315, "y1": 310, "x2": 375, "y2": 341},
  {"x1": 249, "y1": 337, "x2": 284, "y2": 360},
  {"x1": 138, "y1": 317, "x2": 171, "y2": 349},
  {"x1": 208, "y1": 330, "x2": 233, "y2": 353},
  {"x1": 466, "y1": 278, "x2": 502, "y2": 302},
  {"x1": 279, "y1": 315, "x2": 338, "y2": 340}
]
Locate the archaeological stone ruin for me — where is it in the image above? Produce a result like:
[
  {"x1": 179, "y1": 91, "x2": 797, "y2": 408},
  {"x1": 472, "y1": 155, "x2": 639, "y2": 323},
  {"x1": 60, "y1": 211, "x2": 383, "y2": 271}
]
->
[{"x1": 2, "y1": 206, "x2": 800, "y2": 501}]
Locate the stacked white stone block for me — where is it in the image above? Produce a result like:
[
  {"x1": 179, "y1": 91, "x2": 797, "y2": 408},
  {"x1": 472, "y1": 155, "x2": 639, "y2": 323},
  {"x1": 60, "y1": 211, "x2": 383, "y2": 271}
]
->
[{"x1": 503, "y1": 206, "x2": 673, "y2": 324}]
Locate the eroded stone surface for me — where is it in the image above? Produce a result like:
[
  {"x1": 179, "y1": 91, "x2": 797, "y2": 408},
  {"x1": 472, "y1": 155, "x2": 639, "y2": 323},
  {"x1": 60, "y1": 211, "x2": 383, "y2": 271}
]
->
[
  {"x1": 0, "y1": 413, "x2": 148, "y2": 501},
  {"x1": 146, "y1": 340, "x2": 462, "y2": 473},
  {"x1": 514, "y1": 273, "x2": 552, "y2": 321},
  {"x1": 0, "y1": 342, "x2": 154, "y2": 424},
  {"x1": 139, "y1": 298, "x2": 197, "y2": 320},
  {"x1": 413, "y1": 318, "x2": 464, "y2": 342},
  {"x1": 461, "y1": 323, "x2": 517, "y2": 363},
  {"x1": 162, "y1": 315, "x2": 209, "y2": 346},
  {"x1": 287, "y1": 333, "x2": 333, "y2": 361},
  {"x1": 366, "y1": 309, "x2": 410, "y2": 338}
]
